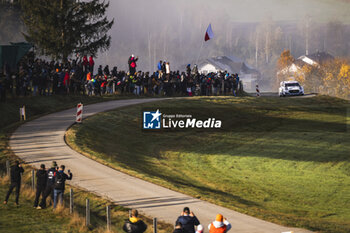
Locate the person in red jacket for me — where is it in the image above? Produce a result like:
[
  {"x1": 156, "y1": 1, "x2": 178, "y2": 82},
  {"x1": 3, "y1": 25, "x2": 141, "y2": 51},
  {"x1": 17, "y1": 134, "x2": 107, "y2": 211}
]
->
[
  {"x1": 208, "y1": 214, "x2": 231, "y2": 233},
  {"x1": 89, "y1": 56, "x2": 95, "y2": 75},
  {"x1": 63, "y1": 70, "x2": 70, "y2": 94},
  {"x1": 128, "y1": 54, "x2": 138, "y2": 76},
  {"x1": 83, "y1": 55, "x2": 88, "y2": 72}
]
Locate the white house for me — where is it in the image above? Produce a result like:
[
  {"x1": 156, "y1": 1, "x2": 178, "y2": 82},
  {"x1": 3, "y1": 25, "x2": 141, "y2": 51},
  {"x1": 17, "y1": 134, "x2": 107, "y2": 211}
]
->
[
  {"x1": 279, "y1": 51, "x2": 334, "y2": 76},
  {"x1": 197, "y1": 56, "x2": 260, "y2": 91}
]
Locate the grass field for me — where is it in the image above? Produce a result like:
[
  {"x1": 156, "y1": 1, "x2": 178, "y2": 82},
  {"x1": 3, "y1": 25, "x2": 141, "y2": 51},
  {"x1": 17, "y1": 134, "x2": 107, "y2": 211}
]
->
[
  {"x1": 0, "y1": 94, "x2": 172, "y2": 233},
  {"x1": 0, "y1": 172, "x2": 172, "y2": 233},
  {"x1": 66, "y1": 96, "x2": 350, "y2": 233}
]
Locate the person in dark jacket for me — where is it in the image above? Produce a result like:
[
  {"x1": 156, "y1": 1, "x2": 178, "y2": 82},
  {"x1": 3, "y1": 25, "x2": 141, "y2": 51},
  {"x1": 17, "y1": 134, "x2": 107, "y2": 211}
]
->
[
  {"x1": 122, "y1": 209, "x2": 147, "y2": 233},
  {"x1": 175, "y1": 207, "x2": 200, "y2": 233},
  {"x1": 128, "y1": 55, "x2": 138, "y2": 76},
  {"x1": 173, "y1": 222, "x2": 185, "y2": 233},
  {"x1": 38, "y1": 161, "x2": 58, "y2": 209},
  {"x1": 4, "y1": 160, "x2": 24, "y2": 206},
  {"x1": 53, "y1": 165, "x2": 72, "y2": 209},
  {"x1": 34, "y1": 164, "x2": 47, "y2": 208}
]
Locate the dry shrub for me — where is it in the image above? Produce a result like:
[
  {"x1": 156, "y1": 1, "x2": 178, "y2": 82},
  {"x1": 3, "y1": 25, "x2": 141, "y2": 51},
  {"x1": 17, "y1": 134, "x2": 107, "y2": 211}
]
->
[
  {"x1": 96, "y1": 227, "x2": 114, "y2": 233},
  {"x1": 53, "y1": 202, "x2": 70, "y2": 215},
  {"x1": 0, "y1": 175, "x2": 9, "y2": 185},
  {"x1": 20, "y1": 184, "x2": 36, "y2": 200},
  {"x1": 67, "y1": 212, "x2": 89, "y2": 233}
]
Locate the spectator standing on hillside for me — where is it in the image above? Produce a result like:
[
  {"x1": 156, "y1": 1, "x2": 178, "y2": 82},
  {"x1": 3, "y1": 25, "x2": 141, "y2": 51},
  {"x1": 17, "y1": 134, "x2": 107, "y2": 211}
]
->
[
  {"x1": 0, "y1": 78, "x2": 5, "y2": 102},
  {"x1": 186, "y1": 64, "x2": 191, "y2": 76},
  {"x1": 192, "y1": 65, "x2": 198, "y2": 76},
  {"x1": 4, "y1": 160, "x2": 24, "y2": 206},
  {"x1": 166, "y1": 62, "x2": 171, "y2": 77},
  {"x1": 208, "y1": 214, "x2": 231, "y2": 233},
  {"x1": 33, "y1": 164, "x2": 47, "y2": 208},
  {"x1": 175, "y1": 207, "x2": 200, "y2": 233},
  {"x1": 89, "y1": 56, "x2": 95, "y2": 75},
  {"x1": 123, "y1": 209, "x2": 147, "y2": 233},
  {"x1": 63, "y1": 69, "x2": 70, "y2": 94},
  {"x1": 38, "y1": 161, "x2": 58, "y2": 209},
  {"x1": 173, "y1": 222, "x2": 185, "y2": 233},
  {"x1": 53, "y1": 165, "x2": 73, "y2": 209},
  {"x1": 128, "y1": 55, "x2": 138, "y2": 76},
  {"x1": 157, "y1": 60, "x2": 162, "y2": 72},
  {"x1": 83, "y1": 55, "x2": 88, "y2": 72},
  {"x1": 195, "y1": 225, "x2": 204, "y2": 233}
]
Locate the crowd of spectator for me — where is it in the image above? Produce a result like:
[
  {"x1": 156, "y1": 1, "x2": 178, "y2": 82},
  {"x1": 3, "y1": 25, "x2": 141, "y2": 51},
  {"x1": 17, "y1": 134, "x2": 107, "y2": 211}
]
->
[
  {"x1": 4, "y1": 159, "x2": 231, "y2": 233},
  {"x1": 0, "y1": 54, "x2": 243, "y2": 102},
  {"x1": 4, "y1": 160, "x2": 72, "y2": 210}
]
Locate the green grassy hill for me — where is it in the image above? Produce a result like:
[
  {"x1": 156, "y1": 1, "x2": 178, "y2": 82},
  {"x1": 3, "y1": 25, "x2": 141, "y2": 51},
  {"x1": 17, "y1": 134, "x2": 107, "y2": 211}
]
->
[
  {"x1": 0, "y1": 95, "x2": 172, "y2": 233},
  {"x1": 66, "y1": 96, "x2": 350, "y2": 233}
]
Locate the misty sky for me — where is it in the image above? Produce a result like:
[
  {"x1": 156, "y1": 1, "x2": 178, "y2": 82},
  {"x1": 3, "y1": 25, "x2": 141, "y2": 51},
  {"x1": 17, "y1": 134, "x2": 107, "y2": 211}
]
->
[{"x1": 96, "y1": 0, "x2": 350, "y2": 71}]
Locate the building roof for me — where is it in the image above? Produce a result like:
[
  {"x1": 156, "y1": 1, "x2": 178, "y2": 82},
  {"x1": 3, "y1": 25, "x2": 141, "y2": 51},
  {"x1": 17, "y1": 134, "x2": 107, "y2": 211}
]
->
[
  {"x1": 198, "y1": 56, "x2": 258, "y2": 75},
  {"x1": 297, "y1": 51, "x2": 334, "y2": 66}
]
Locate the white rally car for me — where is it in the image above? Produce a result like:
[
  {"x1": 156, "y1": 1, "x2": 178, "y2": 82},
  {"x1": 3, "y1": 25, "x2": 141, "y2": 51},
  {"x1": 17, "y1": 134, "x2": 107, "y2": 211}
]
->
[{"x1": 279, "y1": 81, "x2": 304, "y2": 97}]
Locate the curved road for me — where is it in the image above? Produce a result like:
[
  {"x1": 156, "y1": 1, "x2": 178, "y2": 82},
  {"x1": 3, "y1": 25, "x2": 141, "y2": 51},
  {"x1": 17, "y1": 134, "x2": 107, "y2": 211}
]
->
[
  {"x1": 10, "y1": 98, "x2": 311, "y2": 233},
  {"x1": 248, "y1": 92, "x2": 317, "y2": 98}
]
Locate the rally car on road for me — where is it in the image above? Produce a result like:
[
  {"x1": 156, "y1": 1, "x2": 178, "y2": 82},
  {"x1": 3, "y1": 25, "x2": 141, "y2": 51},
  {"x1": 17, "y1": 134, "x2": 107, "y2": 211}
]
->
[{"x1": 279, "y1": 81, "x2": 304, "y2": 97}]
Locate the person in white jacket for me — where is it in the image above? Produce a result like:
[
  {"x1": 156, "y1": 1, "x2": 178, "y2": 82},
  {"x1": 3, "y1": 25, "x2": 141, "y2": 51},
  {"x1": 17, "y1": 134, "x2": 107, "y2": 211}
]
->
[
  {"x1": 208, "y1": 214, "x2": 231, "y2": 233},
  {"x1": 165, "y1": 62, "x2": 170, "y2": 75}
]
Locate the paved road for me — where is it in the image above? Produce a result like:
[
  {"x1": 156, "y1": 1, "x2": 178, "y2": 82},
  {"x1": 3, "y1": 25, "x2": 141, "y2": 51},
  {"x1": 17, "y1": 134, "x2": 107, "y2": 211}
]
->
[
  {"x1": 248, "y1": 92, "x2": 317, "y2": 98},
  {"x1": 10, "y1": 98, "x2": 312, "y2": 233}
]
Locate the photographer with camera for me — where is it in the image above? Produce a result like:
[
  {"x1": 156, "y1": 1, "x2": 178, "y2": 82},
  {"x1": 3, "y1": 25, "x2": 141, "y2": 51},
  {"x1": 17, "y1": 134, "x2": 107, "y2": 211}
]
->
[
  {"x1": 38, "y1": 161, "x2": 58, "y2": 209},
  {"x1": 122, "y1": 209, "x2": 147, "y2": 233},
  {"x1": 53, "y1": 165, "x2": 73, "y2": 209},
  {"x1": 175, "y1": 207, "x2": 200, "y2": 233},
  {"x1": 3, "y1": 160, "x2": 24, "y2": 207}
]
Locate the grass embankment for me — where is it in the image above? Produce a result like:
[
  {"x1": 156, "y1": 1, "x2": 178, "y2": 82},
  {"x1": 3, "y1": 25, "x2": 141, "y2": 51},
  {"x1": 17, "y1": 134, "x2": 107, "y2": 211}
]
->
[
  {"x1": 66, "y1": 96, "x2": 350, "y2": 233},
  {"x1": 0, "y1": 95, "x2": 172, "y2": 233},
  {"x1": 0, "y1": 173, "x2": 172, "y2": 233}
]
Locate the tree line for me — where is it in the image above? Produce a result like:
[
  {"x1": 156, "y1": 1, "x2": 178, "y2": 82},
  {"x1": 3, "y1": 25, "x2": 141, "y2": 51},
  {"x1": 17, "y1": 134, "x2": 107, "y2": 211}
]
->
[{"x1": 277, "y1": 50, "x2": 350, "y2": 99}]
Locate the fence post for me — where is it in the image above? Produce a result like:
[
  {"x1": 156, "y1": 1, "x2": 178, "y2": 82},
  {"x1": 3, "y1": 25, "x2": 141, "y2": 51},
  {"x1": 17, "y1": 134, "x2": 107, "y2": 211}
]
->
[
  {"x1": 6, "y1": 160, "x2": 10, "y2": 177},
  {"x1": 31, "y1": 169, "x2": 35, "y2": 190},
  {"x1": 70, "y1": 189, "x2": 74, "y2": 214},
  {"x1": 86, "y1": 199, "x2": 90, "y2": 226},
  {"x1": 153, "y1": 217, "x2": 157, "y2": 233},
  {"x1": 106, "y1": 205, "x2": 111, "y2": 231}
]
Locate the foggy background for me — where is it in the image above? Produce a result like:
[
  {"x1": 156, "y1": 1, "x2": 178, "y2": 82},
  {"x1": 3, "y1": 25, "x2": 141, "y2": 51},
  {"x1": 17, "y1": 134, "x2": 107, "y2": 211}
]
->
[
  {"x1": 1, "y1": 0, "x2": 350, "y2": 81},
  {"x1": 96, "y1": 0, "x2": 350, "y2": 75}
]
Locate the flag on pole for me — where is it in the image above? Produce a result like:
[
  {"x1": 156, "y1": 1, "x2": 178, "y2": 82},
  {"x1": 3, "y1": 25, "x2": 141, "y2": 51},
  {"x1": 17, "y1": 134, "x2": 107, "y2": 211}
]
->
[{"x1": 204, "y1": 24, "x2": 214, "y2": 41}]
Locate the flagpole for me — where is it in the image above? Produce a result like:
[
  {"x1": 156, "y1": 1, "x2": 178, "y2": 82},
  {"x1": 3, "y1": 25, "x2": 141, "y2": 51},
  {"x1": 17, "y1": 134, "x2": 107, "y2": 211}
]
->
[{"x1": 196, "y1": 39, "x2": 204, "y2": 65}]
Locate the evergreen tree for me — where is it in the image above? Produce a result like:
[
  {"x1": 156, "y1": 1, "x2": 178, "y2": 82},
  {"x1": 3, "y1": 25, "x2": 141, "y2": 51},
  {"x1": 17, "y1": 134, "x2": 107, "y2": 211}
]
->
[{"x1": 21, "y1": 0, "x2": 114, "y2": 62}]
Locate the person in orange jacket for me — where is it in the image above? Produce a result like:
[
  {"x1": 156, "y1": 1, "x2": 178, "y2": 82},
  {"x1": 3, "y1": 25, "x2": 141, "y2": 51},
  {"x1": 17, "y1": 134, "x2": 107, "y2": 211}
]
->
[
  {"x1": 86, "y1": 72, "x2": 92, "y2": 81},
  {"x1": 208, "y1": 214, "x2": 231, "y2": 233}
]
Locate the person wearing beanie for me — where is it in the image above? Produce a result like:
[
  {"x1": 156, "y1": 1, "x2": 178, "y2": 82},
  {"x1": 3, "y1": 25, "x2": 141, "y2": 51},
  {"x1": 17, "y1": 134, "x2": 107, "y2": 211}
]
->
[
  {"x1": 38, "y1": 161, "x2": 58, "y2": 209},
  {"x1": 123, "y1": 209, "x2": 147, "y2": 233},
  {"x1": 33, "y1": 164, "x2": 47, "y2": 208},
  {"x1": 175, "y1": 207, "x2": 200, "y2": 233},
  {"x1": 208, "y1": 214, "x2": 231, "y2": 233},
  {"x1": 196, "y1": 224, "x2": 204, "y2": 233}
]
